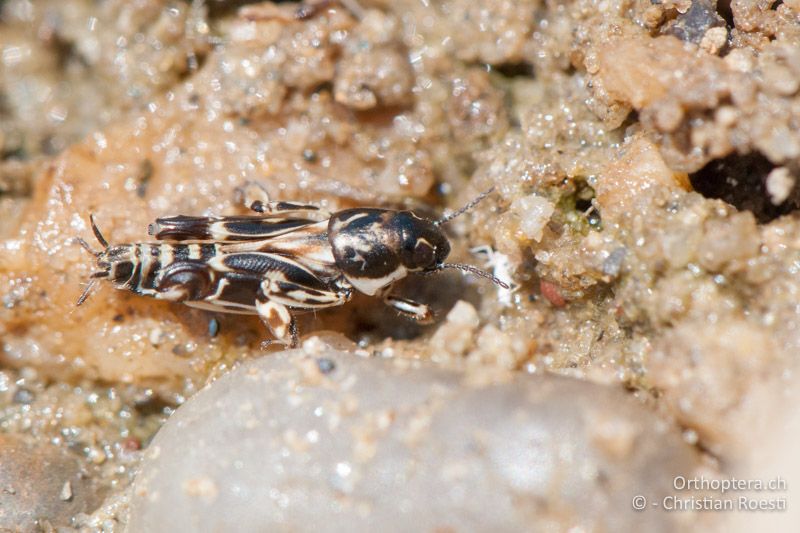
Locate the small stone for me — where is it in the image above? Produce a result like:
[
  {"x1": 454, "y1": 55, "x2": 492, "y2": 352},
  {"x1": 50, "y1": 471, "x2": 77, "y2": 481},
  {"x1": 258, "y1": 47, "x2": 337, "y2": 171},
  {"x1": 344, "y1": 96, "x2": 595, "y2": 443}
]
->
[
  {"x1": 208, "y1": 318, "x2": 220, "y2": 338},
  {"x1": 316, "y1": 358, "x2": 336, "y2": 374},
  {"x1": 602, "y1": 247, "x2": 627, "y2": 277},
  {"x1": 714, "y1": 106, "x2": 738, "y2": 128},
  {"x1": 766, "y1": 167, "x2": 795, "y2": 205},
  {"x1": 129, "y1": 346, "x2": 707, "y2": 532},
  {"x1": 664, "y1": 0, "x2": 724, "y2": 44},
  {"x1": 699, "y1": 27, "x2": 727, "y2": 55},
  {"x1": 430, "y1": 301, "x2": 481, "y2": 359},
  {"x1": 59, "y1": 481, "x2": 73, "y2": 502},
  {"x1": 12, "y1": 387, "x2": 34, "y2": 405},
  {"x1": 87, "y1": 446, "x2": 107, "y2": 465},
  {"x1": 510, "y1": 194, "x2": 555, "y2": 242},
  {"x1": 302, "y1": 149, "x2": 317, "y2": 163},
  {"x1": 149, "y1": 328, "x2": 164, "y2": 347},
  {"x1": 444, "y1": 300, "x2": 479, "y2": 328},
  {"x1": 539, "y1": 280, "x2": 566, "y2": 307}
]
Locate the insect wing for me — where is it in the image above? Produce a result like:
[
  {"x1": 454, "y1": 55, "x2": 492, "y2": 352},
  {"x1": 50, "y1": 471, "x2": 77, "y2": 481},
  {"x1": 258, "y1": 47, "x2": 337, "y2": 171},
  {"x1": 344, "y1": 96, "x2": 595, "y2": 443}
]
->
[{"x1": 149, "y1": 215, "x2": 318, "y2": 241}]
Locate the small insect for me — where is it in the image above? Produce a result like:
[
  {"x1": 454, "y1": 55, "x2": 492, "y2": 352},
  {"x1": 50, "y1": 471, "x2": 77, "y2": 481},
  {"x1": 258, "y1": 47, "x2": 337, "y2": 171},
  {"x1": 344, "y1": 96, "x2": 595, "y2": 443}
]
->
[{"x1": 76, "y1": 183, "x2": 508, "y2": 347}]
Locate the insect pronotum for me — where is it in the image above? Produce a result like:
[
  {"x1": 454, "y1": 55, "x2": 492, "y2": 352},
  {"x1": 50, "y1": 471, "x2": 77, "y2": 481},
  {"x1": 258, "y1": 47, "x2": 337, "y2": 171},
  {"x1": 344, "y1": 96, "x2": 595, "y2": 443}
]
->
[{"x1": 77, "y1": 183, "x2": 509, "y2": 347}]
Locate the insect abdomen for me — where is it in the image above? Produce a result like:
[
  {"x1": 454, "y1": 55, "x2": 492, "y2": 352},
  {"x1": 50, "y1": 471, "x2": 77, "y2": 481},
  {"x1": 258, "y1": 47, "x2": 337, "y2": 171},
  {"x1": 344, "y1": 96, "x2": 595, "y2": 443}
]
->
[{"x1": 115, "y1": 243, "x2": 219, "y2": 297}]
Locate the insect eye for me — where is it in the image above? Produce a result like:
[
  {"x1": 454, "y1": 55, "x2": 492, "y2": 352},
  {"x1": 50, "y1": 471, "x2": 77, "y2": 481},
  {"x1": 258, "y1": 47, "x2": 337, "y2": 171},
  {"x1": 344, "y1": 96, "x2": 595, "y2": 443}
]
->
[{"x1": 413, "y1": 240, "x2": 435, "y2": 267}]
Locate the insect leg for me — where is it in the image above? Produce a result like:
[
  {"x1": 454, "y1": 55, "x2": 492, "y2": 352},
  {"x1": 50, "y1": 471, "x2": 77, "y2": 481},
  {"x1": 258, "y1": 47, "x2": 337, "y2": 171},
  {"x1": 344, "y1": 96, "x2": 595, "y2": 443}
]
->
[
  {"x1": 154, "y1": 260, "x2": 216, "y2": 301},
  {"x1": 265, "y1": 278, "x2": 352, "y2": 309},
  {"x1": 374, "y1": 283, "x2": 432, "y2": 323},
  {"x1": 383, "y1": 294, "x2": 434, "y2": 323},
  {"x1": 253, "y1": 268, "x2": 351, "y2": 346},
  {"x1": 225, "y1": 253, "x2": 352, "y2": 309},
  {"x1": 235, "y1": 181, "x2": 324, "y2": 216},
  {"x1": 255, "y1": 295, "x2": 298, "y2": 347}
]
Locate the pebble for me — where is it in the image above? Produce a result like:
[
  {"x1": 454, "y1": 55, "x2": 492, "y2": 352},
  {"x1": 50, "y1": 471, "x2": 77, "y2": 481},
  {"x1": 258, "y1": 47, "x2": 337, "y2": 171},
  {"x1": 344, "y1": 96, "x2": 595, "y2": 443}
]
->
[
  {"x1": 129, "y1": 343, "x2": 706, "y2": 532},
  {"x1": 766, "y1": 167, "x2": 795, "y2": 205}
]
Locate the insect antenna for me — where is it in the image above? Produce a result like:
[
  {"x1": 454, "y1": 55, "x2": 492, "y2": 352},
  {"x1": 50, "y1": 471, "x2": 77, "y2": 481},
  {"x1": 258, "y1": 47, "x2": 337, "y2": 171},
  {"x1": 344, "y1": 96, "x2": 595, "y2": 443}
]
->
[
  {"x1": 76, "y1": 237, "x2": 101, "y2": 257},
  {"x1": 436, "y1": 263, "x2": 509, "y2": 289},
  {"x1": 75, "y1": 214, "x2": 110, "y2": 307},
  {"x1": 76, "y1": 280, "x2": 98, "y2": 306},
  {"x1": 89, "y1": 213, "x2": 109, "y2": 249},
  {"x1": 435, "y1": 186, "x2": 496, "y2": 226},
  {"x1": 75, "y1": 272, "x2": 108, "y2": 306}
]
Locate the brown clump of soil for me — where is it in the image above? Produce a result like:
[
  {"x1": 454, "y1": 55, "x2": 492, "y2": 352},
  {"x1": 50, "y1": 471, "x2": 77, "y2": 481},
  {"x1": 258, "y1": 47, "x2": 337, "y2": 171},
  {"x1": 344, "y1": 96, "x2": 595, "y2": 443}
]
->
[{"x1": 1, "y1": 0, "x2": 800, "y2": 528}]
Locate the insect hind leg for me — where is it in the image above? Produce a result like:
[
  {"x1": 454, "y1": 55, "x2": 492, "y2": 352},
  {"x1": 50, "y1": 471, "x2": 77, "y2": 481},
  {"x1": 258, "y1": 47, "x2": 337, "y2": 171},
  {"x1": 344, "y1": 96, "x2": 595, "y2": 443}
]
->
[
  {"x1": 155, "y1": 260, "x2": 215, "y2": 301},
  {"x1": 255, "y1": 295, "x2": 298, "y2": 348},
  {"x1": 235, "y1": 181, "x2": 325, "y2": 216}
]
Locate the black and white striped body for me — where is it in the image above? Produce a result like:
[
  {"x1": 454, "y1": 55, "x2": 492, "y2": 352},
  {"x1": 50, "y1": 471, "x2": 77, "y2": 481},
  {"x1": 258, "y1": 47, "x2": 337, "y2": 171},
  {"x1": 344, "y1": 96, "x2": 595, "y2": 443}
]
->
[
  {"x1": 105, "y1": 242, "x2": 218, "y2": 299},
  {"x1": 81, "y1": 182, "x2": 505, "y2": 347},
  {"x1": 104, "y1": 222, "x2": 351, "y2": 312}
]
